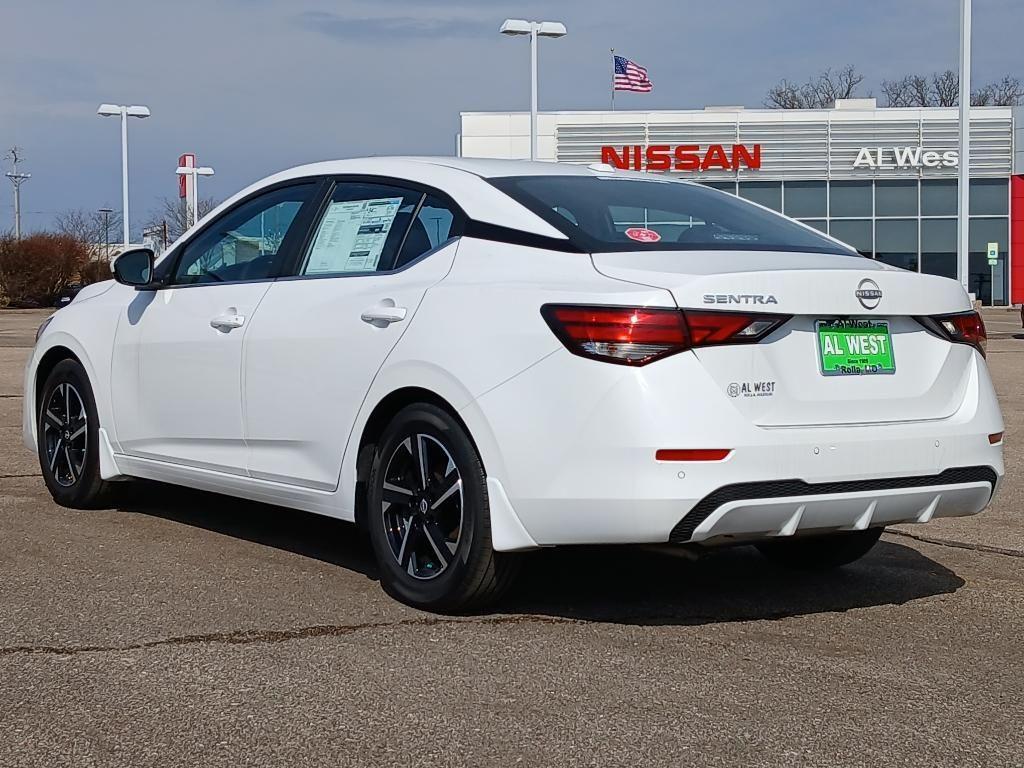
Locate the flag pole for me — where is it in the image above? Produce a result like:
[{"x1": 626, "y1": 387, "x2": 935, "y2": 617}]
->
[{"x1": 610, "y1": 49, "x2": 616, "y2": 111}]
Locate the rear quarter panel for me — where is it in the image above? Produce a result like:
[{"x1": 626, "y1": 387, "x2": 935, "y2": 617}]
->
[{"x1": 335, "y1": 237, "x2": 676, "y2": 516}]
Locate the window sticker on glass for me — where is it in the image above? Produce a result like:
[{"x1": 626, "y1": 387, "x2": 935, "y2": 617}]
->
[
  {"x1": 305, "y1": 197, "x2": 403, "y2": 274},
  {"x1": 624, "y1": 227, "x2": 661, "y2": 243}
]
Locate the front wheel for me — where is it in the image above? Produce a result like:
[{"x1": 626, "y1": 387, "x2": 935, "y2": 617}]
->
[
  {"x1": 755, "y1": 528, "x2": 884, "y2": 570},
  {"x1": 366, "y1": 403, "x2": 518, "y2": 612},
  {"x1": 36, "y1": 359, "x2": 111, "y2": 509}
]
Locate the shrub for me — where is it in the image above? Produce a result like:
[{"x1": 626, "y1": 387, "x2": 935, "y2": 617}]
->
[
  {"x1": 79, "y1": 257, "x2": 113, "y2": 285},
  {"x1": 0, "y1": 233, "x2": 89, "y2": 308}
]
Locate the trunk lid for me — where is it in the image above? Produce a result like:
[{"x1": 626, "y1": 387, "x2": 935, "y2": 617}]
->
[{"x1": 591, "y1": 250, "x2": 975, "y2": 427}]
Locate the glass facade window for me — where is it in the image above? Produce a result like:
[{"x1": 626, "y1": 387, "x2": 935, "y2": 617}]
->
[
  {"x1": 785, "y1": 181, "x2": 827, "y2": 218},
  {"x1": 799, "y1": 219, "x2": 828, "y2": 233},
  {"x1": 875, "y1": 180, "x2": 918, "y2": 217},
  {"x1": 921, "y1": 219, "x2": 957, "y2": 280},
  {"x1": 921, "y1": 180, "x2": 957, "y2": 217},
  {"x1": 969, "y1": 217, "x2": 1009, "y2": 305},
  {"x1": 702, "y1": 181, "x2": 737, "y2": 194},
  {"x1": 970, "y1": 178, "x2": 1008, "y2": 216},
  {"x1": 738, "y1": 181, "x2": 782, "y2": 212},
  {"x1": 829, "y1": 219, "x2": 872, "y2": 258},
  {"x1": 830, "y1": 181, "x2": 872, "y2": 218},
  {"x1": 684, "y1": 178, "x2": 1010, "y2": 304},
  {"x1": 875, "y1": 219, "x2": 918, "y2": 271}
]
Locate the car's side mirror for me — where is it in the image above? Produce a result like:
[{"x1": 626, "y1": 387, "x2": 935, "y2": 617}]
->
[{"x1": 112, "y1": 248, "x2": 156, "y2": 288}]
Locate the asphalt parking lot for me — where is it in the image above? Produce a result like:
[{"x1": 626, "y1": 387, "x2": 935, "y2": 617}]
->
[{"x1": 1, "y1": 307, "x2": 1022, "y2": 767}]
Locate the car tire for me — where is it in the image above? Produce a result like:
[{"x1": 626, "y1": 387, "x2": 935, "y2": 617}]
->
[
  {"x1": 367, "y1": 403, "x2": 519, "y2": 612},
  {"x1": 36, "y1": 359, "x2": 111, "y2": 509},
  {"x1": 755, "y1": 528, "x2": 884, "y2": 570}
]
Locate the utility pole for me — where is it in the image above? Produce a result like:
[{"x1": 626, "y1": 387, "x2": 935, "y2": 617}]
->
[{"x1": 4, "y1": 147, "x2": 31, "y2": 239}]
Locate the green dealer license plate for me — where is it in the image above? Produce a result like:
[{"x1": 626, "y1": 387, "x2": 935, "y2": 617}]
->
[{"x1": 816, "y1": 319, "x2": 895, "y2": 376}]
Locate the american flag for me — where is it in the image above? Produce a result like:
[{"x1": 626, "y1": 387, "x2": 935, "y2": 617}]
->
[{"x1": 613, "y1": 55, "x2": 653, "y2": 93}]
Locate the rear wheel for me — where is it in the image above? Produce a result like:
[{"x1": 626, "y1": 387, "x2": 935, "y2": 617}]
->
[
  {"x1": 755, "y1": 528, "x2": 884, "y2": 570},
  {"x1": 37, "y1": 359, "x2": 110, "y2": 509},
  {"x1": 367, "y1": 403, "x2": 518, "y2": 612}
]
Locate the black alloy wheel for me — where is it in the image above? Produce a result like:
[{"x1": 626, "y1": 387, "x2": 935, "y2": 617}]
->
[
  {"x1": 37, "y1": 359, "x2": 110, "y2": 508},
  {"x1": 367, "y1": 403, "x2": 519, "y2": 612}
]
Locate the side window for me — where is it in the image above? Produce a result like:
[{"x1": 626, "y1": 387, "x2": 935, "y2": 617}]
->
[
  {"x1": 300, "y1": 183, "x2": 421, "y2": 276},
  {"x1": 172, "y1": 184, "x2": 314, "y2": 285},
  {"x1": 394, "y1": 195, "x2": 461, "y2": 268}
]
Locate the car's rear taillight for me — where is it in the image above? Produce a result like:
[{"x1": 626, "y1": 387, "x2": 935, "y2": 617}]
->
[
  {"x1": 683, "y1": 310, "x2": 790, "y2": 346},
  {"x1": 541, "y1": 305, "x2": 789, "y2": 366},
  {"x1": 932, "y1": 311, "x2": 987, "y2": 357},
  {"x1": 541, "y1": 305, "x2": 689, "y2": 365}
]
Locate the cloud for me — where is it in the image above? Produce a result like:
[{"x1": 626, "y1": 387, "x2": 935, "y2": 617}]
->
[{"x1": 296, "y1": 11, "x2": 494, "y2": 41}]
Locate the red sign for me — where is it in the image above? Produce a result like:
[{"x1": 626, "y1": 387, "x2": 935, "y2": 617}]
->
[
  {"x1": 178, "y1": 153, "x2": 195, "y2": 198},
  {"x1": 624, "y1": 227, "x2": 661, "y2": 243},
  {"x1": 600, "y1": 144, "x2": 762, "y2": 172}
]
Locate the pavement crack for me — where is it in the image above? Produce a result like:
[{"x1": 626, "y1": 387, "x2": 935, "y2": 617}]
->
[
  {"x1": 0, "y1": 614, "x2": 580, "y2": 658},
  {"x1": 0, "y1": 474, "x2": 40, "y2": 479},
  {"x1": 887, "y1": 529, "x2": 1024, "y2": 559}
]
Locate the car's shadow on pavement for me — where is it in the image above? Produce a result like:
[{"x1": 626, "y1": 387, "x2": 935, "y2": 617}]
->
[
  {"x1": 507, "y1": 543, "x2": 963, "y2": 625},
  {"x1": 117, "y1": 481, "x2": 965, "y2": 626}
]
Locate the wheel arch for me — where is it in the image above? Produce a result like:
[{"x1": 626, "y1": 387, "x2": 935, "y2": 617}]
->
[
  {"x1": 33, "y1": 345, "x2": 83, "y2": 419},
  {"x1": 352, "y1": 386, "x2": 482, "y2": 531}
]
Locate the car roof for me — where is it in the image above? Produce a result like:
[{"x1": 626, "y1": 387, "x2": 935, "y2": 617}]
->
[
  {"x1": 273, "y1": 156, "x2": 605, "y2": 181},
  {"x1": 164, "y1": 157, "x2": 683, "y2": 256}
]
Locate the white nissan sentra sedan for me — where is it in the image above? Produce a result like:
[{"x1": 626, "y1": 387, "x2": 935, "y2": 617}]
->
[{"x1": 25, "y1": 157, "x2": 1004, "y2": 610}]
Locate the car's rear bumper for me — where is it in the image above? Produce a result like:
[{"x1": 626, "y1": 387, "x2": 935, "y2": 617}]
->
[
  {"x1": 464, "y1": 348, "x2": 1004, "y2": 549},
  {"x1": 670, "y1": 466, "x2": 997, "y2": 545}
]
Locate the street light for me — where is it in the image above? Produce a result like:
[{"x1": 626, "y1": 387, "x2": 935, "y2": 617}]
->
[
  {"x1": 97, "y1": 207, "x2": 113, "y2": 260},
  {"x1": 957, "y1": 0, "x2": 972, "y2": 296},
  {"x1": 500, "y1": 18, "x2": 567, "y2": 161},
  {"x1": 97, "y1": 103, "x2": 151, "y2": 248},
  {"x1": 175, "y1": 163, "x2": 215, "y2": 231}
]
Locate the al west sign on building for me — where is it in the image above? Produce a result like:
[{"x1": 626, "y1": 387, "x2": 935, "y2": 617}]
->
[{"x1": 459, "y1": 99, "x2": 1024, "y2": 306}]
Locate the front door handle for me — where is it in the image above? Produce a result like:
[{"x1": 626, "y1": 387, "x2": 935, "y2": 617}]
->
[
  {"x1": 210, "y1": 310, "x2": 245, "y2": 332},
  {"x1": 361, "y1": 302, "x2": 407, "y2": 328}
]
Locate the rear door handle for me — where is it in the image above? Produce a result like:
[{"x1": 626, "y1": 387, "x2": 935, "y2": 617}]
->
[
  {"x1": 210, "y1": 311, "x2": 245, "y2": 331},
  {"x1": 361, "y1": 303, "x2": 407, "y2": 328}
]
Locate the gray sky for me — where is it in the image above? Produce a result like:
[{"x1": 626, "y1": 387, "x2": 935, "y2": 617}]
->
[{"x1": 2, "y1": 0, "x2": 1021, "y2": 235}]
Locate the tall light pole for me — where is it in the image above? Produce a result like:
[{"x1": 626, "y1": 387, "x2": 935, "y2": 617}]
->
[
  {"x1": 98, "y1": 207, "x2": 113, "y2": 260},
  {"x1": 97, "y1": 103, "x2": 151, "y2": 248},
  {"x1": 957, "y1": 0, "x2": 972, "y2": 296},
  {"x1": 175, "y1": 162, "x2": 215, "y2": 231},
  {"x1": 500, "y1": 19, "x2": 567, "y2": 161},
  {"x1": 4, "y1": 147, "x2": 30, "y2": 240}
]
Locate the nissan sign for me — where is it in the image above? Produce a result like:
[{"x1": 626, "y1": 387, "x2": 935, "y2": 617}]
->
[{"x1": 600, "y1": 144, "x2": 762, "y2": 172}]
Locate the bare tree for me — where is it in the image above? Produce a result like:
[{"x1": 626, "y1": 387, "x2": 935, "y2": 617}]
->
[
  {"x1": 773, "y1": 66, "x2": 1022, "y2": 109},
  {"x1": 765, "y1": 65, "x2": 866, "y2": 109},
  {"x1": 53, "y1": 208, "x2": 123, "y2": 257},
  {"x1": 765, "y1": 79, "x2": 812, "y2": 109},
  {"x1": 933, "y1": 70, "x2": 960, "y2": 106},
  {"x1": 880, "y1": 76, "x2": 913, "y2": 107},
  {"x1": 144, "y1": 196, "x2": 219, "y2": 244},
  {"x1": 879, "y1": 70, "x2": 1021, "y2": 107},
  {"x1": 971, "y1": 75, "x2": 1024, "y2": 106}
]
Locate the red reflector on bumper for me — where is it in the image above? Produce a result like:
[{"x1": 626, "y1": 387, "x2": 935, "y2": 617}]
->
[
  {"x1": 655, "y1": 449, "x2": 732, "y2": 462},
  {"x1": 989, "y1": 432, "x2": 1004, "y2": 445}
]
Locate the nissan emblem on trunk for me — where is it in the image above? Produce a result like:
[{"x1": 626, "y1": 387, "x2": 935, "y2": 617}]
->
[{"x1": 855, "y1": 278, "x2": 882, "y2": 310}]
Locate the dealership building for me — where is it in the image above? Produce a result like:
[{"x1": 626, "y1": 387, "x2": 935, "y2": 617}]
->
[{"x1": 458, "y1": 99, "x2": 1024, "y2": 305}]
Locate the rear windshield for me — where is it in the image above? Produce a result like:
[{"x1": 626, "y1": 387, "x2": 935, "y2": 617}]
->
[{"x1": 490, "y1": 175, "x2": 857, "y2": 256}]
